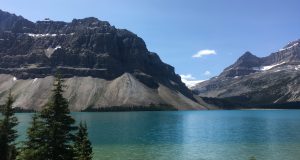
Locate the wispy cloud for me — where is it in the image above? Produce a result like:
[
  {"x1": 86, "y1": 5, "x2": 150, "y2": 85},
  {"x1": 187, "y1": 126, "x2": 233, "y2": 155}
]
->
[
  {"x1": 192, "y1": 49, "x2": 216, "y2": 58},
  {"x1": 180, "y1": 74, "x2": 205, "y2": 88}
]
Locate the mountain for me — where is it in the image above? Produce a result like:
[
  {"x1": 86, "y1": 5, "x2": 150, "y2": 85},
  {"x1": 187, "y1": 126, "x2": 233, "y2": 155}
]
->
[
  {"x1": 0, "y1": 9, "x2": 206, "y2": 111},
  {"x1": 192, "y1": 39, "x2": 300, "y2": 108}
]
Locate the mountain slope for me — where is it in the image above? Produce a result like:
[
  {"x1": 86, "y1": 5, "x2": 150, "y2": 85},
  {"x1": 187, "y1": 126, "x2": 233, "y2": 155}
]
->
[
  {"x1": 0, "y1": 9, "x2": 206, "y2": 111},
  {"x1": 193, "y1": 39, "x2": 300, "y2": 108}
]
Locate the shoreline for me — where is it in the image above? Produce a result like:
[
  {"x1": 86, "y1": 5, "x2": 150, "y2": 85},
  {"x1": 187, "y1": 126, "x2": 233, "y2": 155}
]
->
[{"x1": 13, "y1": 108, "x2": 300, "y2": 113}]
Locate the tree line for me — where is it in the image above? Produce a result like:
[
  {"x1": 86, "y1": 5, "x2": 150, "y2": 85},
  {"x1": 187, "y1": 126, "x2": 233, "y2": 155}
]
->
[{"x1": 0, "y1": 75, "x2": 93, "y2": 160}]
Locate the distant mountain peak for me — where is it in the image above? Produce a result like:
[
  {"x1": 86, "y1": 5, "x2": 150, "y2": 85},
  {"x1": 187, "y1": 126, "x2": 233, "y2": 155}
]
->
[
  {"x1": 220, "y1": 38, "x2": 300, "y2": 78},
  {"x1": 238, "y1": 51, "x2": 258, "y2": 60},
  {"x1": 242, "y1": 51, "x2": 254, "y2": 56},
  {"x1": 193, "y1": 38, "x2": 300, "y2": 108},
  {"x1": 222, "y1": 51, "x2": 261, "y2": 75},
  {"x1": 280, "y1": 39, "x2": 300, "y2": 51}
]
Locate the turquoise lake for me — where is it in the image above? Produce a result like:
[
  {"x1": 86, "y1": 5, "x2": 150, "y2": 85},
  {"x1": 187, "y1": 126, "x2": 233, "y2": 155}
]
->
[{"x1": 15, "y1": 110, "x2": 300, "y2": 160}]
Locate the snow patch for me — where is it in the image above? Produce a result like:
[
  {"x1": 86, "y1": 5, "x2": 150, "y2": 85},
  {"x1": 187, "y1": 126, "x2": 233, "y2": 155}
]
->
[
  {"x1": 252, "y1": 62, "x2": 286, "y2": 71},
  {"x1": 46, "y1": 48, "x2": 54, "y2": 58},
  {"x1": 33, "y1": 78, "x2": 38, "y2": 83},
  {"x1": 26, "y1": 33, "x2": 71, "y2": 38},
  {"x1": 45, "y1": 46, "x2": 62, "y2": 58},
  {"x1": 279, "y1": 42, "x2": 299, "y2": 51},
  {"x1": 54, "y1": 46, "x2": 61, "y2": 50},
  {"x1": 295, "y1": 65, "x2": 300, "y2": 70},
  {"x1": 261, "y1": 62, "x2": 286, "y2": 71},
  {"x1": 27, "y1": 33, "x2": 57, "y2": 37},
  {"x1": 13, "y1": 77, "x2": 17, "y2": 81}
]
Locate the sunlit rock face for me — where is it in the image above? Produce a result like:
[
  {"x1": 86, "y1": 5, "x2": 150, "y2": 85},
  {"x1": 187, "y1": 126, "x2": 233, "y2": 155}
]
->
[{"x1": 0, "y1": 9, "x2": 205, "y2": 111}]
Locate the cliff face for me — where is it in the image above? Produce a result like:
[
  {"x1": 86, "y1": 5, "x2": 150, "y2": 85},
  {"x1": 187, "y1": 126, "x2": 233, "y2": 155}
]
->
[
  {"x1": 0, "y1": 9, "x2": 206, "y2": 111},
  {"x1": 193, "y1": 39, "x2": 300, "y2": 108}
]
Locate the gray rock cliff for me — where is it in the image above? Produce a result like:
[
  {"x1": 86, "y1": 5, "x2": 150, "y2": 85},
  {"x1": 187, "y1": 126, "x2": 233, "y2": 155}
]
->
[{"x1": 0, "y1": 9, "x2": 206, "y2": 111}]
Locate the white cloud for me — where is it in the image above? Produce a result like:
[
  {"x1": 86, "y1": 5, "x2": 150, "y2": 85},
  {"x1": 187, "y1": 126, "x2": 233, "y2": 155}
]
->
[
  {"x1": 204, "y1": 70, "x2": 211, "y2": 76},
  {"x1": 180, "y1": 74, "x2": 195, "y2": 80},
  {"x1": 180, "y1": 74, "x2": 205, "y2": 88},
  {"x1": 192, "y1": 49, "x2": 216, "y2": 58}
]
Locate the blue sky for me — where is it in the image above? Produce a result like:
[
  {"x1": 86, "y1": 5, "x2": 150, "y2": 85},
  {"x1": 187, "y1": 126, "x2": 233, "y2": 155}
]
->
[{"x1": 1, "y1": 0, "x2": 300, "y2": 84}]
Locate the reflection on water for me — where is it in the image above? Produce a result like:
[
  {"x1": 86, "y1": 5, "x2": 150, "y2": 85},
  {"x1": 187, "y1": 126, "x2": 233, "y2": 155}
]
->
[{"x1": 16, "y1": 110, "x2": 300, "y2": 160}]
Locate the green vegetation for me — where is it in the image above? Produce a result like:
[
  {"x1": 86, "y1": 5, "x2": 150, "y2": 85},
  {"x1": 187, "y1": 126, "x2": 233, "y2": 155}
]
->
[
  {"x1": 74, "y1": 122, "x2": 93, "y2": 160},
  {"x1": 18, "y1": 114, "x2": 47, "y2": 160},
  {"x1": 0, "y1": 75, "x2": 93, "y2": 160},
  {"x1": 19, "y1": 75, "x2": 93, "y2": 159},
  {"x1": 249, "y1": 156, "x2": 257, "y2": 160},
  {"x1": 0, "y1": 91, "x2": 19, "y2": 160},
  {"x1": 36, "y1": 75, "x2": 77, "y2": 159}
]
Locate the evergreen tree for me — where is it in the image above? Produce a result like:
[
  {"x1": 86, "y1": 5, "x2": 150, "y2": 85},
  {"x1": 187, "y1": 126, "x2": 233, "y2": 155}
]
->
[
  {"x1": 19, "y1": 75, "x2": 77, "y2": 160},
  {"x1": 40, "y1": 75, "x2": 77, "y2": 159},
  {"x1": 0, "y1": 91, "x2": 19, "y2": 160},
  {"x1": 74, "y1": 121, "x2": 93, "y2": 160},
  {"x1": 18, "y1": 114, "x2": 46, "y2": 160}
]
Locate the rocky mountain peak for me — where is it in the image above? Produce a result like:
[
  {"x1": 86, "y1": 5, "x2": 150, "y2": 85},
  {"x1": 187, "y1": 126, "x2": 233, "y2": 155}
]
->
[
  {"x1": 282, "y1": 39, "x2": 300, "y2": 50},
  {"x1": 0, "y1": 9, "x2": 35, "y2": 33},
  {"x1": 0, "y1": 9, "x2": 197, "y2": 106},
  {"x1": 220, "y1": 51, "x2": 261, "y2": 77},
  {"x1": 227, "y1": 51, "x2": 260, "y2": 69},
  {"x1": 220, "y1": 39, "x2": 300, "y2": 78},
  {"x1": 239, "y1": 51, "x2": 255, "y2": 58},
  {"x1": 193, "y1": 38, "x2": 300, "y2": 108},
  {"x1": 263, "y1": 39, "x2": 300, "y2": 65},
  {"x1": 234, "y1": 51, "x2": 261, "y2": 66},
  {"x1": 71, "y1": 17, "x2": 110, "y2": 27}
]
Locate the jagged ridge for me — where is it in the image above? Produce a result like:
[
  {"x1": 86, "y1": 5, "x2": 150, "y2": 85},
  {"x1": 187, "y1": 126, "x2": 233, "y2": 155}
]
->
[
  {"x1": 0, "y1": 9, "x2": 205, "y2": 110},
  {"x1": 193, "y1": 39, "x2": 300, "y2": 108}
]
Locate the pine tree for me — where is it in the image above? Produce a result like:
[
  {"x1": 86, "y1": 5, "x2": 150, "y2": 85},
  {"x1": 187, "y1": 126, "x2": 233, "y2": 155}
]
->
[
  {"x1": 39, "y1": 75, "x2": 77, "y2": 159},
  {"x1": 74, "y1": 121, "x2": 93, "y2": 160},
  {"x1": 18, "y1": 114, "x2": 46, "y2": 160},
  {"x1": 0, "y1": 91, "x2": 19, "y2": 160},
  {"x1": 19, "y1": 75, "x2": 77, "y2": 160}
]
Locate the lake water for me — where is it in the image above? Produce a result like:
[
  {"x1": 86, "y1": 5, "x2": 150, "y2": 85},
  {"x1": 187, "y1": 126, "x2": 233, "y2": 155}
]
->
[{"x1": 15, "y1": 110, "x2": 300, "y2": 160}]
